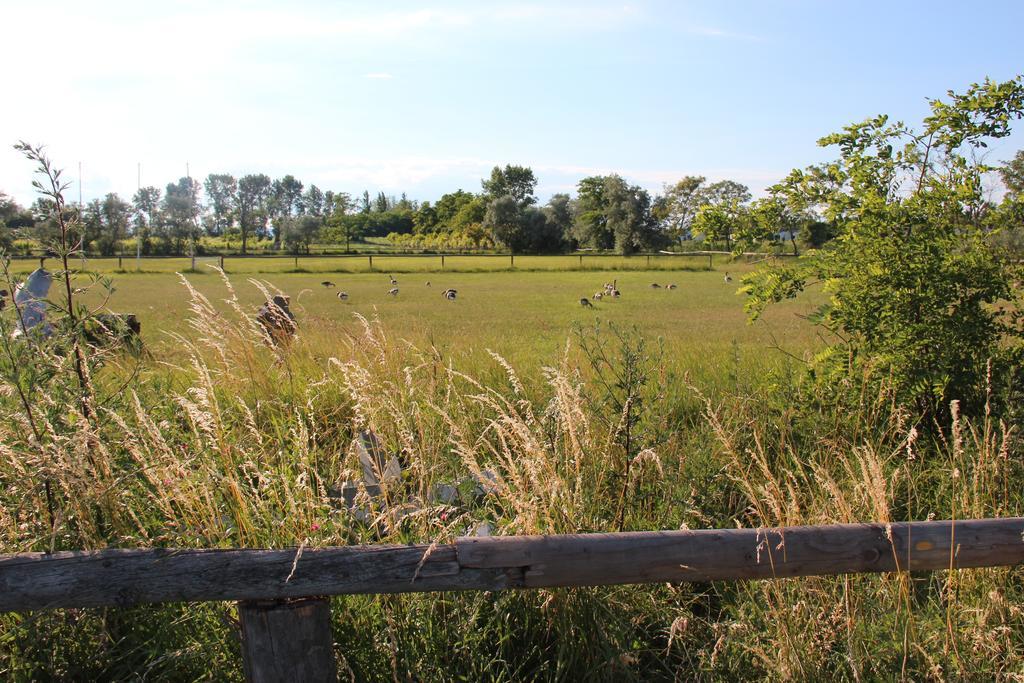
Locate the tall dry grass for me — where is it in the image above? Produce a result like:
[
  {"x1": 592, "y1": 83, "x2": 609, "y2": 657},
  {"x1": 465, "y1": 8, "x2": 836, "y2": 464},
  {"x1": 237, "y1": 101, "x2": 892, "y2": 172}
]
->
[{"x1": 1, "y1": 270, "x2": 1023, "y2": 680}]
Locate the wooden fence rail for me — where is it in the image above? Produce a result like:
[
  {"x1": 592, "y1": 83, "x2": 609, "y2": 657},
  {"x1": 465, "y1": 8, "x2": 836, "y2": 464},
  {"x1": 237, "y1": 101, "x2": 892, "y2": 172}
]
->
[{"x1": 2, "y1": 518, "x2": 1022, "y2": 681}]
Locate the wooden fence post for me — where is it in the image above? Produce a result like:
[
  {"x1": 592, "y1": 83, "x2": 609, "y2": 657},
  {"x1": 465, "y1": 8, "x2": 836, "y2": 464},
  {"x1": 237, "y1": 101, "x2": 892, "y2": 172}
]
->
[
  {"x1": 646, "y1": 254, "x2": 650, "y2": 267},
  {"x1": 368, "y1": 255, "x2": 373, "y2": 271},
  {"x1": 220, "y1": 254, "x2": 225, "y2": 271},
  {"x1": 238, "y1": 598, "x2": 337, "y2": 683},
  {"x1": 294, "y1": 256, "x2": 299, "y2": 270},
  {"x1": 708, "y1": 253, "x2": 712, "y2": 270},
  {"x1": 510, "y1": 254, "x2": 514, "y2": 268},
  {"x1": 441, "y1": 254, "x2": 445, "y2": 269},
  {"x1": 578, "y1": 254, "x2": 583, "y2": 268},
  {"x1": 118, "y1": 255, "x2": 123, "y2": 270}
]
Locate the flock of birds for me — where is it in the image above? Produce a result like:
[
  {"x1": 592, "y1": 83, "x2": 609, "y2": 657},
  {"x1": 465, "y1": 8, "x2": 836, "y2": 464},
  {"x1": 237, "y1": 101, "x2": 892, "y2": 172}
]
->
[
  {"x1": 579, "y1": 271, "x2": 732, "y2": 307},
  {"x1": 318, "y1": 275, "x2": 457, "y2": 301},
  {"x1": 314, "y1": 271, "x2": 733, "y2": 308}
]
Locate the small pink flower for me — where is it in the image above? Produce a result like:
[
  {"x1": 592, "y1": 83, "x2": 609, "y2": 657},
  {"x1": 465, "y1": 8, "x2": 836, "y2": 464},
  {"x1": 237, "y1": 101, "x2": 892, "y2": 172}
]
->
[
  {"x1": 440, "y1": 512, "x2": 449, "y2": 521},
  {"x1": 310, "y1": 523, "x2": 321, "y2": 531}
]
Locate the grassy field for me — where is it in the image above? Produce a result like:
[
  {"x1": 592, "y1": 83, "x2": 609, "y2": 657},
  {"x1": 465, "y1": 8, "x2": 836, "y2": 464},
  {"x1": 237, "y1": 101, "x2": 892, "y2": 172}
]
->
[
  {"x1": 3, "y1": 259, "x2": 1020, "y2": 681},
  {"x1": 81, "y1": 262, "x2": 820, "y2": 380}
]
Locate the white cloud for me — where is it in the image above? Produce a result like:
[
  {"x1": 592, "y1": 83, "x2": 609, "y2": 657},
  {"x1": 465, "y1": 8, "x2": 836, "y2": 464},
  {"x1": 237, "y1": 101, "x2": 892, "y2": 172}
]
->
[
  {"x1": 533, "y1": 163, "x2": 785, "y2": 196},
  {"x1": 0, "y1": 144, "x2": 788, "y2": 208},
  {"x1": 686, "y1": 26, "x2": 763, "y2": 41},
  {"x1": 0, "y1": 2, "x2": 771, "y2": 205}
]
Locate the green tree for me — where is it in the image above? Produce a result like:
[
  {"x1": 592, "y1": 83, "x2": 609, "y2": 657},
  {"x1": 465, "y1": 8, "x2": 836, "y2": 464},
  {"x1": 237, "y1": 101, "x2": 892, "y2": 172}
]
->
[
  {"x1": 0, "y1": 192, "x2": 27, "y2": 250},
  {"x1": 1000, "y1": 150, "x2": 1024, "y2": 196},
  {"x1": 237, "y1": 174, "x2": 272, "y2": 254},
  {"x1": 433, "y1": 190, "x2": 478, "y2": 229},
  {"x1": 81, "y1": 199, "x2": 105, "y2": 253},
  {"x1": 414, "y1": 201, "x2": 438, "y2": 234},
  {"x1": 521, "y1": 206, "x2": 564, "y2": 252},
  {"x1": 656, "y1": 175, "x2": 708, "y2": 242},
  {"x1": 543, "y1": 193, "x2": 575, "y2": 245},
  {"x1": 0, "y1": 192, "x2": 19, "y2": 224},
  {"x1": 0, "y1": 192, "x2": 33, "y2": 228},
  {"x1": 270, "y1": 175, "x2": 304, "y2": 248},
  {"x1": 372, "y1": 191, "x2": 391, "y2": 213},
  {"x1": 573, "y1": 176, "x2": 614, "y2": 249},
  {"x1": 745, "y1": 196, "x2": 804, "y2": 255},
  {"x1": 100, "y1": 193, "x2": 130, "y2": 255},
  {"x1": 282, "y1": 215, "x2": 322, "y2": 254},
  {"x1": 481, "y1": 165, "x2": 537, "y2": 205},
  {"x1": 203, "y1": 173, "x2": 237, "y2": 237},
  {"x1": 131, "y1": 186, "x2": 161, "y2": 255},
  {"x1": 301, "y1": 184, "x2": 326, "y2": 217},
  {"x1": 689, "y1": 180, "x2": 754, "y2": 251},
  {"x1": 704, "y1": 179, "x2": 751, "y2": 207},
  {"x1": 574, "y1": 175, "x2": 662, "y2": 254},
  {"x1": 484, "y1": 195, "x2": 522, "y2": 249},
  {"x1": 743, "y1": 76, "x2": 1024, "y2": 418},
  {"x1": 483, "y1": 197, "x2": 562, "y2": 253},
  {"x1": 990, "y1": 155, "x2": 1024, "y2": 257},
  {"x1": 162, "y1": 177, "x2": 202, "y2": 254},
  {"x1": 324, "y1": 192, "x2": 360, "y2": 251},
  {"x1": 450, "y1": 196, "x2": 486, "y2": 232},
  {"x1": 693, "y1": 200, "x2": 745, "y2": 250},
  {"x1": 799, "y1": 220, "x2": 834, "y2": 249},
  {"x1": 395, "y1": 192, "x2": 414, "y2": 211},
  {"x1": 29, "y1": 197, "x2": 63, "y2": 243}
]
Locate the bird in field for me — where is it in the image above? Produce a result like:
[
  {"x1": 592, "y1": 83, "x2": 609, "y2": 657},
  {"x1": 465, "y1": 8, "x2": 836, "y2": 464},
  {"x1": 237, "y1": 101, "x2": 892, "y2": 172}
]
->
[
  {"x1": 389, "y1": 274, "x2": 398, "y2": 285},
  {"x1": 667, "y1": 283, "x2": 677, "y2": 290},
  {"x1": 593, "y1": 292, "x2": 603, "y2": 300},
  {"x1": 321, "y1": 281, "x2": 335, "y2": 288},
  {"x1": 580, "y1": 298, "x2": 593, "y2": 307},
  {"x1": 650, "y1": 283, "x2": 661, "y2": 289},
  {"x1": 443, "y1": 289, "x2": 457, "y2": 301},
  {"x1": 388, "y1": 287, "x2": 399, "y2": 296},
  {"x1": 337, "y1": 292, "x2": 349, "y2": 301},
  {"x1": 425, "y1": 281, "x2": 431, "y2": 287},
  {"x1": 724, "y1": 272, "x2": 732, "y2": 283}
]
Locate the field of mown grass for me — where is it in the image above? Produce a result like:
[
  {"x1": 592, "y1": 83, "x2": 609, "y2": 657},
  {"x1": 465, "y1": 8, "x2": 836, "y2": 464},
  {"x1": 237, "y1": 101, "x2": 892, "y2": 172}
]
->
[
  {"x1": 2, "y1": 260, "x2": 1022, "y2": 681},
  {"x1": 82, "y1": 262, "x2": 819, "y2": 376}
]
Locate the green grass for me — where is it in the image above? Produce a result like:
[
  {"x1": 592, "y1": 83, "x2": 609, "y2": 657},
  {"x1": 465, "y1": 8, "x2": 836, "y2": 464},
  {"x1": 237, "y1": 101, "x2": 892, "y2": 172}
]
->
[
  {"x1": 5, "y1": 260, "x2": 1018, "y2": 681},
  {"x1": 84, "y1": 264, "x2": 821, "y2": 378}
]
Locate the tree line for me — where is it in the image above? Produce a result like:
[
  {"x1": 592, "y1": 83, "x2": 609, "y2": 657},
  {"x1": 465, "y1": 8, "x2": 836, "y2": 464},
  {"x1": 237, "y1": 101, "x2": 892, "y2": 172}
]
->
[{"x1": 3, "y1": 151, "x2": 1021, "y2": 257}]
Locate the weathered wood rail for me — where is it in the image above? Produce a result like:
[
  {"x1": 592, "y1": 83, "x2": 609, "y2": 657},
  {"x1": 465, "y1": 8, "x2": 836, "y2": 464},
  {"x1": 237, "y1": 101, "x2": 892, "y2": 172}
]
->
[{"x1": 2, "y1": 518, "x2": 1022, "y2": 681}]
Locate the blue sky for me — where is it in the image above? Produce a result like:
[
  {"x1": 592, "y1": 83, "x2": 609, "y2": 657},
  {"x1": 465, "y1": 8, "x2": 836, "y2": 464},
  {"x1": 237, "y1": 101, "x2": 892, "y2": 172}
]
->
[{"x1": 1, "y1": 0, "x2": 1022, "y2": 207}]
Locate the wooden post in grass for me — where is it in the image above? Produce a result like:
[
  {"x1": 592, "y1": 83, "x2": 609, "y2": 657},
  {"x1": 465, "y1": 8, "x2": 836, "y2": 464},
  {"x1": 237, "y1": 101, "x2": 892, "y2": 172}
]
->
[
  {"x1": 238, "y1": 598, "x2": 337, "y2": 682},
  {"x1": 441, "y1": 254, "x2": 445, "y2": 269},
  {"x1": 708, "y1": 253, "x2": 713, "y2": 270},
  {"x1": 294, "y1": 256, "x2": 298, "y2": 270},
  {"x1": 646, "y1": 254, "x2": 650, "y2": 267},
  {"x1": 368, "y1": 255, "x2": 373, "y2": 271},
  {"x1": 510, "y1": 253, "x2": 514, "y2": 268},
  {"x1": 220, "y1": 255, "x2": 225, "y2": 271},
  {"x1": 579, "y1": 254, "x2": 583, "y2": 268},
  {"x1": 118, "y1": 255, "x2": 122, "y2": 270}
]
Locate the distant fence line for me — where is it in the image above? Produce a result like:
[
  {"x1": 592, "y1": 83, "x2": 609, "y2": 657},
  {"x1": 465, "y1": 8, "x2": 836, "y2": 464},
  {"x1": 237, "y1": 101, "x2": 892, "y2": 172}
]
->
[{"x1": 8, "y1": 250, "x2": 796, "y2": 274}]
